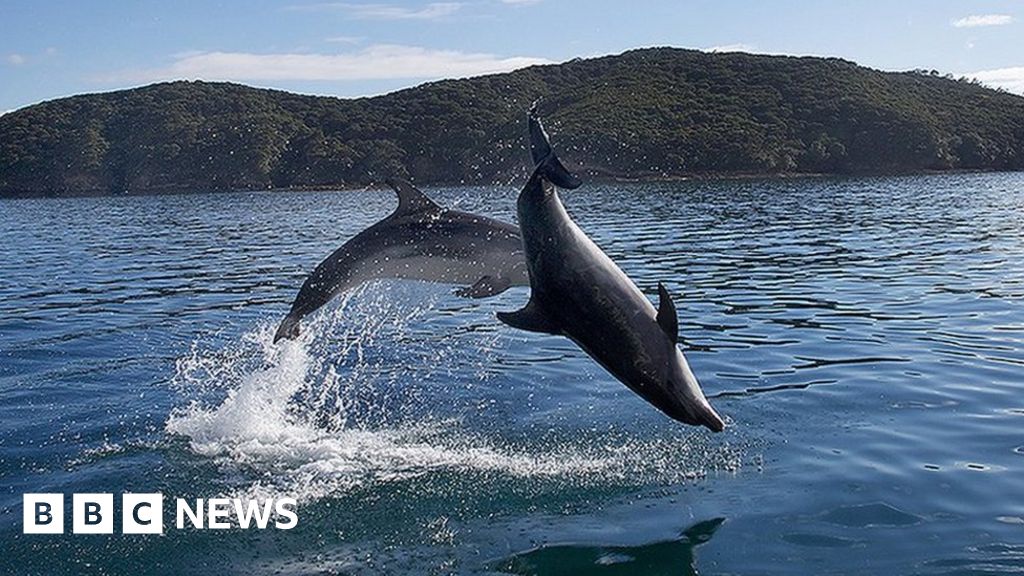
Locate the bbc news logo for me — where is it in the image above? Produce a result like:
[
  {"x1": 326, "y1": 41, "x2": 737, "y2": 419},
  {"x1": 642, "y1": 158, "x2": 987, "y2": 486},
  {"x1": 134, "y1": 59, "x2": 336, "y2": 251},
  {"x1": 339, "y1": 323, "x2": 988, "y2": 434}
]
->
[{"x1": 23, "y1": 493, "x2": 297, "y2": 534}]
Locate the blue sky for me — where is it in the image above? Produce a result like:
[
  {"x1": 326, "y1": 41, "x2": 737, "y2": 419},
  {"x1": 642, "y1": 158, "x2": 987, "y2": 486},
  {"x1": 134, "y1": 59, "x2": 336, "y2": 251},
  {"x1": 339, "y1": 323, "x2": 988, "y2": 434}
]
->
[{"x1": 2, "y1": 0, "x2": 1023, "y2": 113}]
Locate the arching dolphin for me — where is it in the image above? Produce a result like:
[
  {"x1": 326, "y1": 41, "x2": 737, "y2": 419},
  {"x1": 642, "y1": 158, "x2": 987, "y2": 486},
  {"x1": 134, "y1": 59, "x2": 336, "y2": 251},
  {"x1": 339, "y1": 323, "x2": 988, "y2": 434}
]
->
[
  {"x1": 497, "y1": 109, "x2": 725, "y2": 431},
  {"x1": 274, "y1": 178, "x2": 528, "y2": 342}
]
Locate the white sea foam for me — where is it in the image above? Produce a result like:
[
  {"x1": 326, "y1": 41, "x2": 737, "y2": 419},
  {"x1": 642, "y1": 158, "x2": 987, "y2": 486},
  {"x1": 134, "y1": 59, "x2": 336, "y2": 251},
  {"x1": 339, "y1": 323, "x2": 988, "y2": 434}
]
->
[{"x1": 166, "y1": 284, "x2": 740, "y2": 502}]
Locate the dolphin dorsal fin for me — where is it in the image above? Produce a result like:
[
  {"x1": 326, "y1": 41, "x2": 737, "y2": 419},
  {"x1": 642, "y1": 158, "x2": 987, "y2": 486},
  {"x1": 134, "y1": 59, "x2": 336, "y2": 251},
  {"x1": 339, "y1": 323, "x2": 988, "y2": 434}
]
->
[
  {"x1": 656, "y1": 283, "x2": 679, "y2": 343},
  {"x1": 386, "y1": 178, "x2": 443, "y2": 216}
]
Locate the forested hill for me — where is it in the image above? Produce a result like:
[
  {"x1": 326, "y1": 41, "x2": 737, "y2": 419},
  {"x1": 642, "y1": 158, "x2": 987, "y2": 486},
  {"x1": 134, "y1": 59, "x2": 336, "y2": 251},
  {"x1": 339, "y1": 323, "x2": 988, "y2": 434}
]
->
[{"x1": 3, "y1": 47, "x2": 1024, "y2": 196}]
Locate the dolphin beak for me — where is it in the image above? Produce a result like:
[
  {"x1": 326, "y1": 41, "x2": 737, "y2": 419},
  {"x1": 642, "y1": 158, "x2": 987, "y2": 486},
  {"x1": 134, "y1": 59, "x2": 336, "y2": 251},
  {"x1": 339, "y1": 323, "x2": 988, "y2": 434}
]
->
[
  {"x1": 674, "y1": 390, "x2": 725, "y2": 432},
  {"x1": 670, "y1": 353, "x2": 726, "y2": 432},
  {"x1": 688, "y1": 394, "x2": 726, "y2": 432},
  {"x1": 274, "y1": 314, "x2": 301, "y2": 343}
]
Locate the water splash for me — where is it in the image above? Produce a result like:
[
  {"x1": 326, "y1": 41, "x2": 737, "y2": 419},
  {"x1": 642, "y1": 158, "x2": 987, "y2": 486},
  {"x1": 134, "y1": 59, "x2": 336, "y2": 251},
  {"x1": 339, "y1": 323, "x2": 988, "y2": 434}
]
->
[{"x1": 166, "y1": 283, "x2": 743, "y2": 502}]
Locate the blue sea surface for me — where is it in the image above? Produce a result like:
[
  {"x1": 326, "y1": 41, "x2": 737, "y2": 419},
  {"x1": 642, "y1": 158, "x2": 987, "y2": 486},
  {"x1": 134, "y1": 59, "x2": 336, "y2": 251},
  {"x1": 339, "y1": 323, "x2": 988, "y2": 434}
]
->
[{"x1": 1, "y1": 173, "x2": 1023, "y2": 575}]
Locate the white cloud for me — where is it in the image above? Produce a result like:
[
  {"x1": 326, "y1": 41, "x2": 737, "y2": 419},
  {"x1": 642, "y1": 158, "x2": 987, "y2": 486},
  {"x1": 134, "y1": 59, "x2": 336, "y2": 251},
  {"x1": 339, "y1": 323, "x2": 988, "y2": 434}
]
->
[
  {"x1": 967, "y1": 66, "x2": 1024, "y2": 95},
  {"x1": 6, "y1": 53, "x2": 26, "y2": 65},
  {"x1": 170, "y1": 49, "x2": 206, "y2": 59},
  {"x1": 705, "y1": 43, "x2": 756, "y2": 53},
  {"x1": 293, "y1": 2, "x2": 462, "y2": 20},
  {"x1": 502, "y1": 0, "x2": 542, "y2": 5},
  {"x1": 325, "y1": 35, "x2": 363, "y2": 44},
  {"x1": 952, "y1": 14, "x2": 1014, "y2": 28},
  {"x1": 98, "y1": 44, "x2": 551, "y2": 83}
]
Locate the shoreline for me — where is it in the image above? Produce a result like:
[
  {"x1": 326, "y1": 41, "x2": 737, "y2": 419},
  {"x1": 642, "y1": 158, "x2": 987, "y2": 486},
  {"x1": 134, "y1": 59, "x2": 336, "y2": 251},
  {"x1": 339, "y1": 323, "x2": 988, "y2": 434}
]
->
[{"x1": 2, "y1": 167, "x2": 1021, "y2": 200}]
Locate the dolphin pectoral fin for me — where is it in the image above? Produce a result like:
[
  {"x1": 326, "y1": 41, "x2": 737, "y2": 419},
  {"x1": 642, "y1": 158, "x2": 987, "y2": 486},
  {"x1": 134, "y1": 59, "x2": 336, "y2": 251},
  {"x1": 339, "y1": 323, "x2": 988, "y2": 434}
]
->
[
  {"x1": 385, "y1": 177, "x2": 443, "y2": 216},
  {"x1": 656, "y1": 282, "x2": 679, "y2": 344},
  {"x1": 497, "y1": 300, "x2": 561, "y2": 335},
  {"x1": 455, "y1": 275, "x2": 512, "y2": 298}
]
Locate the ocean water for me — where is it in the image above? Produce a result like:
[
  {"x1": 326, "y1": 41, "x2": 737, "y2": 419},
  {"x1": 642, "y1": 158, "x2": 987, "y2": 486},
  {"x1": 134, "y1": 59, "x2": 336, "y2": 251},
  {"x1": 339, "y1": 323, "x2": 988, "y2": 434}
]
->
[{"x1": 1, "y1": 173, "x2": 1023, "y2": 575}]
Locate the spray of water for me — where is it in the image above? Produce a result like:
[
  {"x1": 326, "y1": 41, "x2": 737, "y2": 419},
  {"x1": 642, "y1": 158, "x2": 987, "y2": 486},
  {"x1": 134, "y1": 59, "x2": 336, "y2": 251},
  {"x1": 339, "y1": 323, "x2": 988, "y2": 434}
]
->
[{"x1": 166, "y1": 283, "x2": 744, "y2": 502}]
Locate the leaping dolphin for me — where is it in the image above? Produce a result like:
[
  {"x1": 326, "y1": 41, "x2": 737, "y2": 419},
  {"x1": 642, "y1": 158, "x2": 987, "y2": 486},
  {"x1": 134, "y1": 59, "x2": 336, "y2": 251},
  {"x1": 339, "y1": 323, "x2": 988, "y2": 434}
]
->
[
  {"x1": 275, "y1": 178, "x2": 528, "y2": 342},
  {"x1": 497, "y1": 109, "x2": 725, "y2": 431}
]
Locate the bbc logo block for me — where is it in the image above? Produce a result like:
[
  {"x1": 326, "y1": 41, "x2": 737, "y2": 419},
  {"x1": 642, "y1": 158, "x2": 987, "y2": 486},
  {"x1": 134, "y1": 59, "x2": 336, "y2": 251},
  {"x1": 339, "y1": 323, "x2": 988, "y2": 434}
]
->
[
  {"x1": 72, "y1": 493, "x2": 114, "y2": 534},
  {"x1": 23, "y1": 494, "x2": 64, "y2": 534},
  {"x1": 23, "y1": 493, "x2": 164, "y2": 534},
  {"x1": 122, "y1": 493, "x2": 163, "y2": 534}
]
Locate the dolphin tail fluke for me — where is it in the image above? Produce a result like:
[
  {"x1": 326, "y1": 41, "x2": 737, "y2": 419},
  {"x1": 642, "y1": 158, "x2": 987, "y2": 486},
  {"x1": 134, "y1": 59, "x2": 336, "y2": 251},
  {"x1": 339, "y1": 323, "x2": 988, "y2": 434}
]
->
[
  {"x1": 273, "y1": 314, "x2": 301, "y2": 343},
  {"x1": 527, "y1": 101, "x2": 553, "y2": 165},
  {"x1": 539, "y1": 152, "x2": 582, "y2": 190},
  {"x1": 528, "y1": 105, "x2": 582, "y2": 190}
]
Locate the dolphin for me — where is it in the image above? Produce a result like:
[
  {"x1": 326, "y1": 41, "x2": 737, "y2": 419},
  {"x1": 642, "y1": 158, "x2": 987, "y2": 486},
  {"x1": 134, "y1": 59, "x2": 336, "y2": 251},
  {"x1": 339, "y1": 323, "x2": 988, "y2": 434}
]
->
[
  {"x1": 274, "y1": 178, "x2": 528, "y2": 342},
  {"x1": 497, "y1": 108, "x2": 725, "y2": 431}
]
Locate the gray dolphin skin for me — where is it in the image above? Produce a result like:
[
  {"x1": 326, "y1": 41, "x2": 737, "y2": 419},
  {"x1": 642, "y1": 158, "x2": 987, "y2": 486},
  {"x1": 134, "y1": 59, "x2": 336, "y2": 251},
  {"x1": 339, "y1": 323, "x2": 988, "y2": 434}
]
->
[
  {"x1": 497, "y1": 109, "x2": 725, "y2": 431},
  {"x1": 274, "y1": 178, "x2": 528, "y2": 342}
]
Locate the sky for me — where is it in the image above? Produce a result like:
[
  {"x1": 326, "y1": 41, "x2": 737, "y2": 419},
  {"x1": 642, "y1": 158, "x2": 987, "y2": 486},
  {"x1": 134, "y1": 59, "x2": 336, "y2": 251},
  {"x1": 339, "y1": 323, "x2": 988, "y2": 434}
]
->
[{"x1": 2, "y1": 0, "x2": 1023, "y2": 114}]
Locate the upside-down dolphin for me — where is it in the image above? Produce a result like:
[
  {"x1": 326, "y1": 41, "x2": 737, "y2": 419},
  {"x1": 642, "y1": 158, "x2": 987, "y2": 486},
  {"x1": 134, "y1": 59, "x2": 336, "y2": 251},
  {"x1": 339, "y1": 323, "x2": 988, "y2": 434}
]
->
[
  {"x1": 274, "y1": 178, "x2": 528, "y2": 342},
  {"x1": 497, "y1": 108, "x2": 725, "y2": 431}
]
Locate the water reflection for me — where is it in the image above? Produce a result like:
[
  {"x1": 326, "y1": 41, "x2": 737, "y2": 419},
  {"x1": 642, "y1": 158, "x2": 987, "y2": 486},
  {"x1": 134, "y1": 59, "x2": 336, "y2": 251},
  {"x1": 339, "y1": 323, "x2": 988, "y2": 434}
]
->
[{"x1": 492, "y1": 518, "x2": 725, "y2": 576}]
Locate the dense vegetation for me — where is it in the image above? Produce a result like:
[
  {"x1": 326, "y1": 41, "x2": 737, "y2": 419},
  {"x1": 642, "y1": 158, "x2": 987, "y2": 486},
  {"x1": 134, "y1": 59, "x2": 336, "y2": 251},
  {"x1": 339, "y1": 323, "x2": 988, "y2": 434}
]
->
[{"x1": 3, "y1": 47, "x2": 1024, "y2": 196}]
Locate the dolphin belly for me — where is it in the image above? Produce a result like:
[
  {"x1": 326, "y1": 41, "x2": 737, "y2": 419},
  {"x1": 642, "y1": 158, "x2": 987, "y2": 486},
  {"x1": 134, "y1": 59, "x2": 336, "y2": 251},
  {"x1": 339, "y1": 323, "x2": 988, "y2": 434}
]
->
[{"x1": 349, "y1": 252, "x2": 496, "y2": 287}]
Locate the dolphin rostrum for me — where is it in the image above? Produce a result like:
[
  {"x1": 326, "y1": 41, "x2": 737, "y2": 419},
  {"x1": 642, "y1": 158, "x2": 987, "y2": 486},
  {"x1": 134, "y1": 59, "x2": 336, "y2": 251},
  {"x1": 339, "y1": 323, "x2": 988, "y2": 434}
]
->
[
  {"x1": 497, "y1": 109, "x2": 725, "y2": 431},
  {"x1": 274, "y1": 178, "x2": 528, "y2": 342}
]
